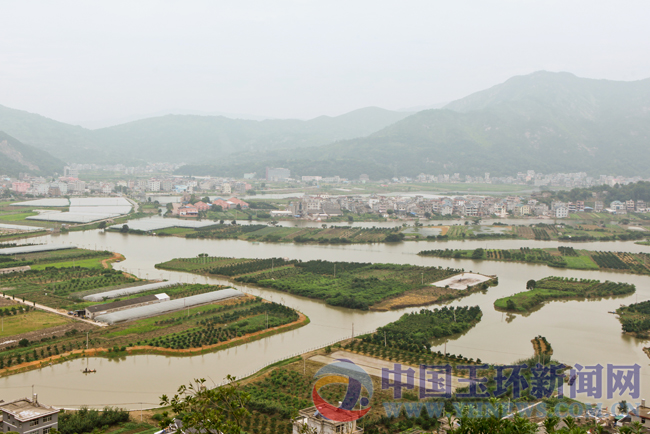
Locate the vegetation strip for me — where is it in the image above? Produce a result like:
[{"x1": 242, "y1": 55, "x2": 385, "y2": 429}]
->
[
  {"x1": 494, "y1": 277, "x2": 635, "y2": 313},
  {"x1": 420, "y1": 246, "x2": 650, "y2": 274}
]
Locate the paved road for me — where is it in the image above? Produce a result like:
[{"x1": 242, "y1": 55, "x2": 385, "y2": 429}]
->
[{"x1": 1, "y1": 294, "x2": 107, "y2": 328}]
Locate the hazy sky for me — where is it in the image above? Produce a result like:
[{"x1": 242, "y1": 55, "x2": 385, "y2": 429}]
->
[{"x1": 1, "y1": 1, "x2": 649, "y2": 125}]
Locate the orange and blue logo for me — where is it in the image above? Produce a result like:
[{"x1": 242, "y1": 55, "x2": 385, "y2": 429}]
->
[{"x1": 312, "y1": 359, "x2": 373, "y2": 422}]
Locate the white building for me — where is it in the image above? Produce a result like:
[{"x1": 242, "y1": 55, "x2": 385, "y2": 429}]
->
[{"x1": 555, "y1": 206, "x2": 568, "y2": 218}]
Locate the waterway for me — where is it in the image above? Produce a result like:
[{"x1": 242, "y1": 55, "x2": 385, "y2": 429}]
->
[{"x1": 2, "y1": 231, "x2": 650, "y2": 410}]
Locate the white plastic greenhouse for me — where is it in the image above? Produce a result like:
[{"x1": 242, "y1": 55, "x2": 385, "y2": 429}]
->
[
  {"x1": 83, "y1": 281, "x2": 181, "y2": 301},
  {"x1": 94, "y1": 288, "x2": 243, "y2": 324},
  {"x1": 0, "y1": 245, "x2": 76, "y2": 256}
]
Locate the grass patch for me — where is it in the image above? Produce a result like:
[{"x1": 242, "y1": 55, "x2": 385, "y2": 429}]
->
[{"x1": 0, "y1": 310, "x2": 71, "y2": 337}]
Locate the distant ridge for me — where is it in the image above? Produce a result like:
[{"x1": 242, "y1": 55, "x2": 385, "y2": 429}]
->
[
  {"x1": 180, "y1": 71, "x2": 650, "y2": 179},
  {"x1": 0, "y1": 104, "x2": 411, "y2": 164}
]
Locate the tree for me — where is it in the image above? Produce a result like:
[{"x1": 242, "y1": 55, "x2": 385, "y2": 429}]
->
[
  {"x1": 618, "y1": 399, "x2": 629, "y2": 414},
  {"x1": 98, "y1": 221, "x2": 107, "y2": 229},
  {"x1": 506, "y1": 299, "x2": 516, "y2": 310},
  {"x1": 120, "y1": 224, "x2": 129, "y2": 233},
  {"x1": 201, "y1": 197, "x2": 210, "y2": 203},
  {"x1": 160, "y1": 377, "x2": 250, "y2": 434},
  {"x1": 526, "y1": 279, "x2": 536, "y2": 290},
  {"x1": 231, "y1": 220, "x2": 237, "y2": 225}
]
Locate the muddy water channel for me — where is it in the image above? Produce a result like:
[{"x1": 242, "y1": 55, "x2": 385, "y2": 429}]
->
[{"x1": 2, "y1": 231, "x2": 650, "y2": 409}]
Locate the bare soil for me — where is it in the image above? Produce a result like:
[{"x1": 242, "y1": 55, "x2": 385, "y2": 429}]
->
[{"x1": 370, "y1": 286, "x2": 457, "y2": 311}]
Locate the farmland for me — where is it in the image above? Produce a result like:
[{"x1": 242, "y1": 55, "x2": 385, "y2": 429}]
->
[
  {"x1": 419, "y1": 246, "x2": 650, "y2": 274},
  {"x1": 0, "y1": 249, "x2": 307, "y2": 376},
  {"x1": 157, "y1": 256, "x2": 496, "y2": 310},
  {"x1": 494, "y1": 277, "x2": 635, "y2": 313}
]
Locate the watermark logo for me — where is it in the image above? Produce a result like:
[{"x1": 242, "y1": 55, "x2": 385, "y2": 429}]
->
[{"x1": 312, "y1": 359, "x2": 373, "y2": 422}]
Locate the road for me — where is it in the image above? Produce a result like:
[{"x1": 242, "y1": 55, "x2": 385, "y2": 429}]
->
[{"x1": 1, "y1": 294, "x2": 107, "y2": 328}]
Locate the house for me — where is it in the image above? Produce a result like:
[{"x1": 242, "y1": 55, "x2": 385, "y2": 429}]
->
[
  {"x1": 630, "y1": 400, "x2": 650, "y2": 425},
  {"x1": 594, "y1": 201, "x2": 604, "y2": 212},
  {"x1": 1, "y1": 396, "x2": 58, "y2": 434},
  {"x1": 212, "y1": 199, "x2": 230, "y2": 210},
  {"x1": 293, "y1": 406, "x2": 362, "y2": 434},
  {"x1": 555, "y1": 206, "x2": 568, "y2": 218},
  {"x1": 179, "y1": 206, "x2": 198, "y2": 217},
  {"x1": 228, "y1": 197, "x2": 249, "y2": 209},
  {"x1": 193, "y1": 201, "x2": 210, "y2": 212}
]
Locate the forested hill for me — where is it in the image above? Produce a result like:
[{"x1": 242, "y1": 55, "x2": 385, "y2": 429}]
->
[
  {"x1": 180, "y1": 71, "x2": 650, "y2": 179},
  {"x1": 0, "y1": 131, "x2": 64, "y2": 177},
  {"x1": 0, "y1": 104, "x2": 411, "y2": 164}
]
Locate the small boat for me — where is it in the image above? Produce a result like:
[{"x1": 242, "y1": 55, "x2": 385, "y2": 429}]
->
[
  {"x1": 568, "y1": 374, "x2": 577, "y2": 386},
  {"x1": 82, "y1": 368, "x2": 96, "y2": 374}
]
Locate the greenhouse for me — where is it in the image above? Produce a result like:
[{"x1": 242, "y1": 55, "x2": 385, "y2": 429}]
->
[
  {"x1": 83, "y1": 281, "x2": 181, "y2": 301},
  {"x1": 0, "y1": 244, "x2": 76, "y2": 256},
  {"x1": 94, "y1": 288, "x2": 244, "y2": 324}
]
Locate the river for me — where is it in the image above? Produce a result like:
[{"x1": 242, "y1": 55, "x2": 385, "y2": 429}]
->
[{"x1": 2, "y1": 231, "x2": 650, "y2": 410}]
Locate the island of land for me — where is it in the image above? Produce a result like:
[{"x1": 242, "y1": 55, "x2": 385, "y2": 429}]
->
[
  {"x1": 494, "y1": 277, "x2": 635, "y2": 313},
  {"x1": 419, "y1": 246, "x2": 650, "y2": 275},
  {"x1": 0, "y1": 247, "x2": 307, "y2": 376},
  {"x1": 156, "y1": 256, "x2": 497, "y2": 310}
]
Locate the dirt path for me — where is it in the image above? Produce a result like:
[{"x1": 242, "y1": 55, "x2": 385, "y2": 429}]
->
[
  {"x1": 101, "y1": 252, "x2": 124, "y2": 269},
  {"x1": 0, "y1": 294, "x2": 107, "y2": 328}
]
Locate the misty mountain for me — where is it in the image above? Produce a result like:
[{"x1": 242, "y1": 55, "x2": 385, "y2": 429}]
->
[
  {"x1": 0, "y1": 131, "x2": 64, "y2": 177},
  {"x1": 0, "y1": 104, "x2": 412, "y2": 164},
  {"x1": 74, "y1": 108, "x2": 272, "y2": 129},
  {"x1": 182, "y1": 71, "x2": 650, "y2": 179},
  {"x1": 89, "y1": 107, "x2": 413, "y2": 162}
]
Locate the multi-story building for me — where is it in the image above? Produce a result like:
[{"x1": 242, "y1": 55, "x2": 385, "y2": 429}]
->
[
  {"x1": 265, "y1": 167, "x2": 291, "y2": 181},
  {"x1": 594, "y1": 201, "x2": 604, "y2": 212},
  {"x1": 1, "y1": 396, "x2": 58, "y2": 434},
  {"x1": 555, "y1": 206, "x2": 569, "y2": 218}
]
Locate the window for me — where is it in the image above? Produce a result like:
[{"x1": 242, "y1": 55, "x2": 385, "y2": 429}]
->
[
  {"x1": 29, "y1": 419, "x2": 40, "y2": 426},
  {"x1": 43, "y1": 416, "x2": 52, "y2": 423},
  {"x1": 43, "y1": 427, "x2": 51, "y2": 434}
]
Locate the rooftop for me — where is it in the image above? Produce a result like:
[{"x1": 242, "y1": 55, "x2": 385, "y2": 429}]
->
[{"x1": 0, "y1": 398, "x2": 58, "y2": 422}]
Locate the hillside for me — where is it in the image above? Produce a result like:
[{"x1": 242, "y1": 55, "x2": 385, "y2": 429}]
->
[
  {"x1": 90, "y1": 107, "x2": 411, "y2": 162},
  {"x1": 181, "y1": 71, "x2": 650, "y2": 179},
  {"x1": 0, "y1": 104, "x2": 411, "y2": 164},
  {"x1": 0, "y1": 131, "x2": 64, "y2": 176}
]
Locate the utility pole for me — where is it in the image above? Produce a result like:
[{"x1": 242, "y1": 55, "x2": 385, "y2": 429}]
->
[
  {"x1": 272, "y1": 258, "x2": 274, "y2": 272},
  {"x1": 444, "y1": 341, "x2": 446, "y2": 357},
  {"x1": 351, "y1": 322, "x2": 354, "y2": 339},
  {"x1": 86, "y1": 331, "x2": 89, "y2": 349}
]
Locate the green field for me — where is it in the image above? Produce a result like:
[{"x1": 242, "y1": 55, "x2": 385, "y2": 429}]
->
[
  {"x1": 157, "y1": 256, "x2": 495, "y2": 310},
  {"x1": 0, "y1": 309, "x2": 71, "y2": 338},
  {"x1": 419, "y1": 246, "x2": 650, "y2": 274},
  {"x1": 494, "y1": 277, "x2": 635, "y2": 313},
  {"x1": 0, "y1": 248, "x2": 307, "y2": 372}
]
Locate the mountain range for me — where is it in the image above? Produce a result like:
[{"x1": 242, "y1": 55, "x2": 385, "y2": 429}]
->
[
  {"x1": 0, "y1": 105, "x2": 412, "y2": 166},
  {"x1": 2, "y1": 71, "x2": 650, "y2": 179},
  {"x1": 179, "y1": 71, "x2": 650, "y2": 179}
]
